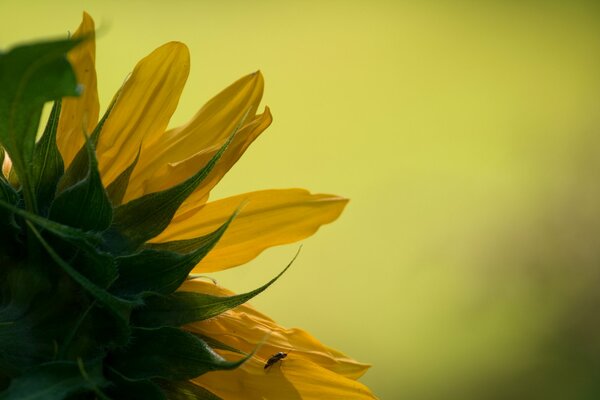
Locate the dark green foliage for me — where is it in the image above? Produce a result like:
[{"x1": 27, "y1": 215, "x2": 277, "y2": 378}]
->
[
  {"x1": 0, "y1": 35, "x2": 290, "y2": 399},
  {"x1": 0, "y1": 360, "x2": 106, "y2": 400}
]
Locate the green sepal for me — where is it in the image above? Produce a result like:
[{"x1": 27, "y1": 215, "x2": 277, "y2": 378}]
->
[
  {"x1": 0, "y1": 38, "x2": 81, "y2": 212},
  {"x1": 108, "y1": 327, "x2": 252, "y2": 381},
  {"x1": 111, "y1": 211, "x2": 236, "y2": 297},
  {"x1": 49, "y1": 134, "x2": 112, "y2": 232},
  {"x1": 157, "y1": 380, "x2": 222, "y2": 400},
  {"x1": 0, "y1": 198, "x2": 101, "y2": 245},
  {"x1": 0, "y1": 359, "x2": 106, "y2": 400},
  {"x1": 27, "y1": 222, "x2": 136, "y2": 345},
  {"x1": 31, "y1": 100, "x2": 64, "y2": 215},
  {"x1": 106, "y1": 119, "x2": 243, "y2": 254},
  {"x1": 104, "y1": 368, "x2": 166, "y2": 400},
  {"x1": 56, "y1": 94, "x2": 116, "y2": 195},
  {"x1": 132, "y1": 254, "x2": 295, "y2": 327},
  {"x1": 188, "y1": 333, "x2": 246, "y2": 355},
  {"x1": 106, "y1": 145, "x2": 141, "y2": 206}
]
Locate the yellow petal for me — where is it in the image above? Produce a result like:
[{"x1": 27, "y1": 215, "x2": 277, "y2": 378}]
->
[
  {"x1": 151, "y1": 189, "x2": 349, "y2": 272},
  {"x1": 123, "y1": 71, "x2": 265, "y2": 202},
  {"x1": 183, "y1": 281, "x2": 375, "y2": 399},
  {"x1": 124, "y1": 105, "x2": 270, "y2": 204},
  {"x1": 193, "y1": 357, "x2": 376, "y2": 400},
  {"x1": 95, "y1": 42, "x2": 190, "y2": 186},
  {"x1": 57, "y1": 12, "x2": 99, "y2": 168}
]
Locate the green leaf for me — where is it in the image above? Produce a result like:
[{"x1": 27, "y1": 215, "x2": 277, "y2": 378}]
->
[
  {"x1": 157, "y1": 380, "x2": 222, "y2": 400},
  {"x1": 0, "y1": 360, "x2": 106, "y2": 400},
  {"x1": 110, "y1": 211, "x2": 236, "y2": 297},
  {"x1": 106, "y1": 112, "x2": 247, "y2": 253},
  {"x1": 106, "y1": 145, "x2": 141, "y2": 206},
  {"x1": 108, "y1": 327, "x2": 251, "y2": 381},
  {"x1": 27, "y1": 222, "x2": 135, "y2": 345},
  {"x1": 32, "y1": 100, "x2": 64, "y2": 215},
  {"x1": 0, "y1": 38, "x2": 81, "y2": 212},
  {"x1": 132, "y1": 252, "x2": 297, "y2": 327},
  {"x1": 49, "y1": 134, "x2": 112, "y2": 232}
]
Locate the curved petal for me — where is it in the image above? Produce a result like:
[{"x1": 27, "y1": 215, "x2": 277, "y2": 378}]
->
[
  {"x1": 123, "y1": 71, "x2": 265, "y2": 202},
  {"x1": 124, "y1": 106, "x2": 271, "y2": 204},
  {"x1": 95, "y1": 42, "x2": 190, "y2": 186},
  {"x1": 151, "y1": 189, "x2": 348, "y2": 272},
  {"x1": 57, "y1": 12, "x2": 99, "y2": 168},
  {"x1": 183, "y1": 281, "x2": 375, "y2": 399}
]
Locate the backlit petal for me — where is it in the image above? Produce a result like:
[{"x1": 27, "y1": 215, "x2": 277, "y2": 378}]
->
[
  {"x1": 123, "y1": 71, "x2": 265, "y2": 202},
  {"x1": 57, "y1": 12, "x2": 99, "y2": 167},
  {"x1": 95, "y1": 42, "x2": 190, "y2": 186},
  {"x1": 183, "y1": 281, "x2": 375, "y2": 399},
  {"x1": 151, "y1": 189, "x2": 348, "y2": 272}
]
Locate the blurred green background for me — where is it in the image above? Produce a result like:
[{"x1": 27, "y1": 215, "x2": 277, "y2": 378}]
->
[{"x1": 2, "y1": 1, "x2": 600, "y2": 398}]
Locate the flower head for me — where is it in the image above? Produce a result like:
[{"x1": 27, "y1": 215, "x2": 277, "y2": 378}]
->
[{"x1": 0, "y1": 12, "x2": 375, "y2": 399}]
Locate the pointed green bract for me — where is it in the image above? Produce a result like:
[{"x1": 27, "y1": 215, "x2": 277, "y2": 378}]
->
[
  {"x1": 111, "y1": 211, "x2": 236, "y2": 297},
  {"x1": 49, "y1": 135, "x2": 112, "y2": 231},
  {"x1": 32, "y1": 100, "x2": 64, "y2": 215},
  {"x1": 106, "y1": 145, "x2": 141, "y2": 206},
  {"x1": 108, "y1": 327, "x2": 252, "y2": 380},
  {"x1": 132, "y1": 254, "x2": 296, "y2": 327},
  {"x1": 56, "y1": 95, "x2": 117, "y2": 195}
]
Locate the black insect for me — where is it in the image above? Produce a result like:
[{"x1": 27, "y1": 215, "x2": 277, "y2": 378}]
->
[{"x1": 264, "y1": 351, "x2": 288, "y2": 370}]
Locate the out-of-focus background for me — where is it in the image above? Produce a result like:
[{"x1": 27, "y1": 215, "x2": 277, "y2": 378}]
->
[{"x1": 3, "y1": 1, "x2": 600, "y2": 398}]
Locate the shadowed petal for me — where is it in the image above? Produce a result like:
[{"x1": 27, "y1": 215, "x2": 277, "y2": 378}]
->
[
  {"x1": 151, "y1": 189, "x2": 348, "y2": 272},
  {"x1": 56, "y1": 12, "x2": 99, "y2": 168}
]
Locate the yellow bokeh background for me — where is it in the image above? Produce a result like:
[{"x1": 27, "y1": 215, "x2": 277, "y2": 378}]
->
[{"x1": 2, "y1": 1, "x2": 600, "y2": 398}]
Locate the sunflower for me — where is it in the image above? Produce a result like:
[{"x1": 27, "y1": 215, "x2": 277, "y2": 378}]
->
[{"x1": 0, "y1": 12, "x2": 375, "y2": 400}]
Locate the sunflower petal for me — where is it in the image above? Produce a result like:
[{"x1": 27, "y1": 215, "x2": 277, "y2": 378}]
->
[
  {"x1": 123, "y1": 71, "x2": 265, "y2": 202},
  {"x1": 95, "y1": 42, "x2": 190, "y2": 186},
  {"x1": 192, "y1": 358, "x2": 375, "y2": 400},
  {"x1": 57, "y1": 12, "x2": 99, "y2": 168},
  {"x1": 151, "y1": 189, "x2": 348, "y2": 272},
  {"x1": 183, "y1": 281, "x2": 375, "y2": 399}
]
